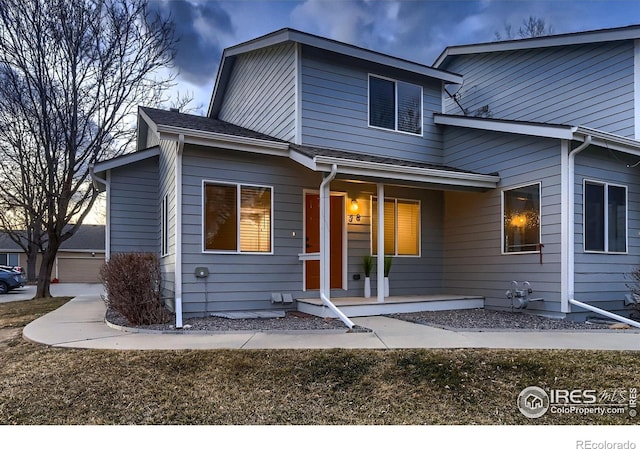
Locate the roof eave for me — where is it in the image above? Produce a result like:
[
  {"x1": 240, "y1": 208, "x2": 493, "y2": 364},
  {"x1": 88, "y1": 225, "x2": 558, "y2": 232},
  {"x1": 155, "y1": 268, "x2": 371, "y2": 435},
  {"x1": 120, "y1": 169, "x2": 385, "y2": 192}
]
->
[
  {"x1": 434, "y1": 25, "x2": 640, "y2": 68},
  {"x1": 156, "y1": 124, "x2": 290, "y2": 156},
  {"x1": 434, "y1": 114, "x2": 576, "y2": 140},
  {"x1": 313, "y1": 155, "x2": 499, "y2": 189}
]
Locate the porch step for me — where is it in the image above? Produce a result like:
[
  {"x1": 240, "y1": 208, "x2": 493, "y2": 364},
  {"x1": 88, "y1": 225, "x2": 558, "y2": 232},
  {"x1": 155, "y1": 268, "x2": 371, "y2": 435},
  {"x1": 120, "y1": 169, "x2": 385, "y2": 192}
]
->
[{"x1": 296, "y1": 295, "x2": 485, "y2": 318}]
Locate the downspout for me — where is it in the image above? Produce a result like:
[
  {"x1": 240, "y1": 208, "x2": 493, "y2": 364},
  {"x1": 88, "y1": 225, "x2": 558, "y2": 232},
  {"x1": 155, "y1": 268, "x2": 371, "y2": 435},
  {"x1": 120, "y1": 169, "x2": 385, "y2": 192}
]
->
[
  {"x1": 566, "y1": 135, "x2": 640, "y2": 328},
  {"x1": 175, "y1": 135, "x2": 184, "y2": 329},
  {"x1": 319, "y1": 164, "x2": 354, "y2": 329},
  {"x1": 565, "y1": 135, "x2": 591, "y2": 312},
  {"x1": 89, "y1": 166, "x2": 111, "y2": 261}
]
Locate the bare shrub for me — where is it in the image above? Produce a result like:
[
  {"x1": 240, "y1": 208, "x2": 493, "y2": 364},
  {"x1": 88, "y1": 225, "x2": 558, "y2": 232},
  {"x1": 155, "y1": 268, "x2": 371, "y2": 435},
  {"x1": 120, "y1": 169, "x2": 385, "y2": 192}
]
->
[{"x1": 100, "y1": 253, "x2": 170, "y2": 325}]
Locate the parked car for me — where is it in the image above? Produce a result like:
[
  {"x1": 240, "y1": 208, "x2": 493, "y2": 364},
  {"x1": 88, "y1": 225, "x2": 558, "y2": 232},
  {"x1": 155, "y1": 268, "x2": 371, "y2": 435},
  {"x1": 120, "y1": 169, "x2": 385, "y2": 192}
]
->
[{"x1": 0, "y1": 268, "x2": 25, "y2": 294}]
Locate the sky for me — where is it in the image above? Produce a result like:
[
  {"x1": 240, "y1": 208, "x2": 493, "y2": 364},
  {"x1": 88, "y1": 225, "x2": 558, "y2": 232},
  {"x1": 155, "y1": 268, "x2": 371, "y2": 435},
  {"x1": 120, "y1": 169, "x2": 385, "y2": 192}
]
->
[{"x1": 150, "y1": 0, "x2": 640, "y2": 113}]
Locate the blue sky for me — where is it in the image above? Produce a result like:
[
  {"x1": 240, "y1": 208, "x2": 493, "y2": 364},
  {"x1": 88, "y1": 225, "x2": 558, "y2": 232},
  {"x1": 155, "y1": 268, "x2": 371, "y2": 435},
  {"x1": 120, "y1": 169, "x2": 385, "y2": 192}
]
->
[{"x1": 152, "y1": 0, "x2": 640, "y2": 111}]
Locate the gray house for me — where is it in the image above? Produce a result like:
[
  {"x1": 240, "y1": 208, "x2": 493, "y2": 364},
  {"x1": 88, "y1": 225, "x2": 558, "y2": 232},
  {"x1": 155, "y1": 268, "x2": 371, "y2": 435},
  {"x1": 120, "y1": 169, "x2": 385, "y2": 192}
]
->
[{"x1": 92, "y1": 26, "x2": 640, "y2": 328}]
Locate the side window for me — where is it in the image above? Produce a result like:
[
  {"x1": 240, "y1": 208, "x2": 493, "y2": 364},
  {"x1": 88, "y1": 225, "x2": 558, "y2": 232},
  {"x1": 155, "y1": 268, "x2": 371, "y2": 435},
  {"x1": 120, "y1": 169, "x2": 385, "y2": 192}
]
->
[
  {"x1": 503, "y1": 183, "x2": 541, "y2": 253},
  {"x1": 584, "y1": 181, "x2": 627, "y2": 253}
]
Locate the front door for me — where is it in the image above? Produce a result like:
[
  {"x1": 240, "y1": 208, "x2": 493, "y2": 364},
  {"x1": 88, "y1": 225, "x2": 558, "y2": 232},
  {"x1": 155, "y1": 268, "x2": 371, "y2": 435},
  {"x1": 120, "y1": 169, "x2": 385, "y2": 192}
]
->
[{"x1": 304, "y1": 193, "x2": 343, "y2": 290}]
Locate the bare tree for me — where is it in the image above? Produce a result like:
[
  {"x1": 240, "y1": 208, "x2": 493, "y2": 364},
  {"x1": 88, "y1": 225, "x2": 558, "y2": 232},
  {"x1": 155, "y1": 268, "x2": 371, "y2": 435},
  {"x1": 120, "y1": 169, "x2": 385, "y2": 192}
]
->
[
  {"x1": 0, "y1": 0, "x2": 177, "y2": 298},
  {"x1": 495, "y1": 16, "x2": 554, "y2": 41}
]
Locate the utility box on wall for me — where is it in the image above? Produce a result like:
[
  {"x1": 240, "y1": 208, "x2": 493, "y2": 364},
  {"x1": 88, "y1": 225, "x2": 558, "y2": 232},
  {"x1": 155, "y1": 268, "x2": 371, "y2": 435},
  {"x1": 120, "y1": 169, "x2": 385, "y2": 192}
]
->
[{"x1": 195, "y1": 267, "x2": 209, "y2": 278}]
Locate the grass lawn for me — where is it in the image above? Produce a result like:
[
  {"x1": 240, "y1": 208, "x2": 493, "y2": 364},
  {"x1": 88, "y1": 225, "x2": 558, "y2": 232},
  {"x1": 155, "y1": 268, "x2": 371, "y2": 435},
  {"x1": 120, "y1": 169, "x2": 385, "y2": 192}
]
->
[{"x1": 0, "y1": 298, "x2": 639, "y2": 425}]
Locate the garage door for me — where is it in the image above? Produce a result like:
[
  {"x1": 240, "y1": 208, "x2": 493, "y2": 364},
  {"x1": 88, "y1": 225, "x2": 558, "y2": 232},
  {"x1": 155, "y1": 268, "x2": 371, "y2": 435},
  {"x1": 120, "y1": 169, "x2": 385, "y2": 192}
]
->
[{"x1": 57, "y1": 255, "x2": 105, "y2": 283}]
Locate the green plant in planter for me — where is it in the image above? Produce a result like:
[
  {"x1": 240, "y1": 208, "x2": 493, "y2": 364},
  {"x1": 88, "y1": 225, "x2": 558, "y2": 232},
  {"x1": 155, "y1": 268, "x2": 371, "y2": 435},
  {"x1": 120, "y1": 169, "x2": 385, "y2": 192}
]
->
[
  {"x1": 362, "y1": 255, "x2": 373, "y2": 278},
  {"x1": 384, "y1": 256, "x2": 393, "y2": 277}
]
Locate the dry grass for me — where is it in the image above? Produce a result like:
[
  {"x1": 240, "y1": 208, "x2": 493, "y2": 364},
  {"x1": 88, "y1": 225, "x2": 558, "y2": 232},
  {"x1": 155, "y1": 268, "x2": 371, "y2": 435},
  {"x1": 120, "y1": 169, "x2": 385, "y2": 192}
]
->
[{"x1": 1, "y1": 299, "x2": 639, "y2": 425}]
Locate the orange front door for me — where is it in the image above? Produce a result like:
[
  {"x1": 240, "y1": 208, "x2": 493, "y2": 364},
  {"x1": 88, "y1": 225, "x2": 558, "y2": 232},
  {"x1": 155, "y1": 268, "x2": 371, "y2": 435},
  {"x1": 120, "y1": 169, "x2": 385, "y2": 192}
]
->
[{"x1": 305, "y1": 193, "x2": 343, "y2": 290}]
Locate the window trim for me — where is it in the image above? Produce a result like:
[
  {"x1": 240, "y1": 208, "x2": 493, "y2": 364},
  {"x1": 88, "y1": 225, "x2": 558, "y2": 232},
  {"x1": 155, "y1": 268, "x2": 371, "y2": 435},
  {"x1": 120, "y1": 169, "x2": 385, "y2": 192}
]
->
[
  {"x1": 583, "y1": 179, "x2": 628, "y2": 254},
  {"x1": 501, "y1": 182, "x2": 542, "y2": 255},
  {"x1": 202, "y1": 180, "x2": 274, "y2": 255},
  {"x1": 368, "y1": 74, "x2": 424, "y2": 137},
  {"x1": 370, "y1": 196, "x2": 422, "y2": 257},
  {"x1": 161, "y1": 193, "x2": 169, "y2": 257}
]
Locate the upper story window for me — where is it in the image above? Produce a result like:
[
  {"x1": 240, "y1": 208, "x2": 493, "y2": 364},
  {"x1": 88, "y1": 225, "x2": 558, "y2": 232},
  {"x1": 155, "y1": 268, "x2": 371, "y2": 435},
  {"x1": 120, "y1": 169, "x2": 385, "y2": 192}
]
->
[
  {"x1": 584, "y1": 180, "x2": 627, "y2": 253},
  {"x1": 369, "y1": 75, "x2": 422, "y2": 135},
  {"x1": 203, "y1": 181, "x2": 273, "y2": 254},
  {"x1": 503, "y1": 183, "x2": 541, "y2": 254}
]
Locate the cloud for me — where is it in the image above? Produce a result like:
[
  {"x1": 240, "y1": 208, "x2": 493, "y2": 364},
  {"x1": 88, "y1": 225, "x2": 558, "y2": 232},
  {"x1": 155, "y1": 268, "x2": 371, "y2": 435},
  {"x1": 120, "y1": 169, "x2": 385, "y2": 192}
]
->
[{"x1": 153, "y1": 0, "x2": 235, "y2": 86}]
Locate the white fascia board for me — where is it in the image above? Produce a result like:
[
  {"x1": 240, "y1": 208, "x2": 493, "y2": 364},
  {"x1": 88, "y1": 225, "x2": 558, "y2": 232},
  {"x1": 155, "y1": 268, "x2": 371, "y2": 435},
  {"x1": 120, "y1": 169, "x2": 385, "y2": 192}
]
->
[
  {"x1": 314, "y1": 156, "x2": 499, "y2": 189},
  {"x1": 434, "y1": 26, "x2": 640, "y2": 67},
  {"x1": 434, "y1": 114, "x2": 575, "y2": 140},
  {"x1": 288, "y1": 149, "x2": 317, "y2": 171},
  {"x1": 225, "y1": 29, "x2": 463, "y2": 84},
  {"x1": 92, "y1": 146, "x2": 160, "y2": 173},
  {"x1": 574, "y1": 127, "x2": 640, "y2": 157},
  {"x1": 156, "y1": 125, "x2": 290, "y2": 156}
]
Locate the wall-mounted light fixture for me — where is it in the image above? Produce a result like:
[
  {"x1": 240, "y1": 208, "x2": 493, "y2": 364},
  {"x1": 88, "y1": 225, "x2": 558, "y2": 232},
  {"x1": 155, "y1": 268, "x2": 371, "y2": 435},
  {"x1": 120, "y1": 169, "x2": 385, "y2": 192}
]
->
[{"x1": 348, "y1": 199, "x2": 361, "y2": 222}]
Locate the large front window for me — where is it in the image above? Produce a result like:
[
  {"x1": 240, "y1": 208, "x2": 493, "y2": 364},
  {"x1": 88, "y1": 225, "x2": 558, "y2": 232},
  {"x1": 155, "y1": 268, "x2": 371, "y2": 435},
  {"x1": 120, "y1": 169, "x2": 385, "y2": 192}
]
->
[
  {"x1": 203, "y1": 182, "x2": 272, "y2": 253},
  {"x1": 371, "y1": 197, "x2": 420, "y2": 256},
  {"x1": 584, "y1": 181, "x2": 627, "y2": 253},
  {"x1": 369, "y1": 75, "x2": 422, "y2": 135},
  {"x1": 503, "y1": 183, "x2": 541, "y2": 253}
]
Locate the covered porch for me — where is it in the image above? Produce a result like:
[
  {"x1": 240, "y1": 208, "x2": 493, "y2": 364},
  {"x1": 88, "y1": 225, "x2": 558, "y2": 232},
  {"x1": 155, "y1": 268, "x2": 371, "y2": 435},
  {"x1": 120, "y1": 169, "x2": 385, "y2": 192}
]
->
[
  {"x1": 291, "y1": 145, "x2": 500, "y2": 327},
  {"x1": 297, "y1": 294, "x2": 485, "y2": 318}
]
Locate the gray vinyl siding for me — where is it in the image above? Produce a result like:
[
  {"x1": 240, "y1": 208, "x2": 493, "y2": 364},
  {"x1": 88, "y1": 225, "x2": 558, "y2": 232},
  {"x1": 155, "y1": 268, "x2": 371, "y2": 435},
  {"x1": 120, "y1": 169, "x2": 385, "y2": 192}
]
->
[
  {"x1": 178, "y1": 145, "x2": 444, "y2": 317},
  {"x1": 180, "y1": 144, "x2": 319, "y2": 316},
  {"x1": 442, "y1": 127, "x2": 563, "y2": 314},
  {"x1": 300, "y1": 46, "x2": 444, "y2": 164},
  {"x1": 158, "y1": 140, "x2": 177, "y2": 308},
  {"x1": 218, "y1": 43, "x2": 297, "y2": 142},
  {"x1": 442, "y1": 41, "x2": 635, "y2": 137},
  {"x1": 573, "y1": 146, "x2": 640, "y2": 311},
  {"x1": 109, "y1": 157, "x2": 159, "y2": 253}
]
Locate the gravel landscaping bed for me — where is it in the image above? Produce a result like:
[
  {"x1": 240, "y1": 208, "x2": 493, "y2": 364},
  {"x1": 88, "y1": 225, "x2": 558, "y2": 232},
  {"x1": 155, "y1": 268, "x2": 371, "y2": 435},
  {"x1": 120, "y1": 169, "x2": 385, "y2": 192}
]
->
[
  {"x1": 389, "y1": 308, "x2": 640, "y2": 331},
  {"x1": 106, "y1": 307, "x2": 640, "y2": 334},
  {"x1": 105, "y1": 308, "x2": 369, "y2": 333}
]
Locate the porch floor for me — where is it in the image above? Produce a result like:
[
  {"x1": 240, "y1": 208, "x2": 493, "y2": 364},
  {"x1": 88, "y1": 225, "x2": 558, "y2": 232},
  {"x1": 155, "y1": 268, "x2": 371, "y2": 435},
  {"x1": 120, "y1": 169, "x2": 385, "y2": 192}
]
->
[{"x1": 297, "y1": 294, "x2": 485, "y2": 318}]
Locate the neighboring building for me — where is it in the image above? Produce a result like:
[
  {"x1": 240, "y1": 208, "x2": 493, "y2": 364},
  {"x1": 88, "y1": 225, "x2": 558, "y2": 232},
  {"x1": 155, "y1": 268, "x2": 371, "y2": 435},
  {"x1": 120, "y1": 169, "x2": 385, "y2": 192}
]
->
[
  {"x1": 0, "y1": 225, "x2": 105, "y2": 283},
  {"x1": 93, "y1": 26, "x2": 640, "y2": 327}
]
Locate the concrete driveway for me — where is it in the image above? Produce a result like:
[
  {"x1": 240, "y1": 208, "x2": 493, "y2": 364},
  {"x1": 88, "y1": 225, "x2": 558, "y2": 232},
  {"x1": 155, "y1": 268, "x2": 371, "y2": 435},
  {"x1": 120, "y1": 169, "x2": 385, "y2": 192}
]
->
[{"x1": 0, "y1": 283, "x2": 105, "y2": 303}]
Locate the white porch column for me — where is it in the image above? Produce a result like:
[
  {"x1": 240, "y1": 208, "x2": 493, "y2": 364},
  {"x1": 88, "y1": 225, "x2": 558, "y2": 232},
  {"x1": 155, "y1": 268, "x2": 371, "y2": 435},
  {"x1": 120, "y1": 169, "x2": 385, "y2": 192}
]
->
[{"x1": 377, "y1": 183, "x2": 385, "y2": 303}]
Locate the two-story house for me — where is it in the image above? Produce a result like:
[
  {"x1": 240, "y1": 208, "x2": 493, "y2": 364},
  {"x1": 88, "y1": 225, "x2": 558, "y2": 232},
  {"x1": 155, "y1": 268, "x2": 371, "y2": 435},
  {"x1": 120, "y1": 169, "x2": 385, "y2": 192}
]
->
[{"x1": 92, "y1": 26, "x2": 640, "y2": 329}]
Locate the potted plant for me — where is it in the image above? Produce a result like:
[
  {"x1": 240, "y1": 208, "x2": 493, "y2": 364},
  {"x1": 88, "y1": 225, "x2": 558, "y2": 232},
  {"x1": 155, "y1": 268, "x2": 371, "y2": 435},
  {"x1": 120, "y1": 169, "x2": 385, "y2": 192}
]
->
[
  {"x1": 362, "y1": 255, "x2": 373, "y2": 298},
  {"x1": 383, "y1": 256, "x2": 393, "y2": 297}
]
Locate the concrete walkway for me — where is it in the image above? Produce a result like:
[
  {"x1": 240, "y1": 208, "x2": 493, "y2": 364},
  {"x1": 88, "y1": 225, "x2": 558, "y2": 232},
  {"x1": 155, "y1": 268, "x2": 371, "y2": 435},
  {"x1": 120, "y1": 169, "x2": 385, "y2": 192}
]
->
[{"x1": 21, "y1": 295, "x2": 640, "y2": 351}]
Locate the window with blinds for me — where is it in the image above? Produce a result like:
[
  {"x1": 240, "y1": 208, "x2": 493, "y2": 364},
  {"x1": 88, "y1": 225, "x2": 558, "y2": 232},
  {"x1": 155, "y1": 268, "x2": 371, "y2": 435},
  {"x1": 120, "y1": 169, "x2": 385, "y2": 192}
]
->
[
  {"x1": 371, "y1": 197, "x2": 420, "y2": 256},
  {"x1": 369, "y1": 75, "x2": 422, "y2": 135},
  {"x1": 204, "y1": 182, "x2": 273, "y2": 253}
]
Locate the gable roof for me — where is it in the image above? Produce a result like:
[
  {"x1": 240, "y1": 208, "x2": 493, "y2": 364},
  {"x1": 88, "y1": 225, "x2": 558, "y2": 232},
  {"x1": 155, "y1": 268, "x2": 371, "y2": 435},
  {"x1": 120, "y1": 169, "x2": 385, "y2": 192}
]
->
[
  {"x1": 0, "y1": 225, "x2": 105, "y2": 252},
  {"x1": 434, "y1": 24, "x2": 640, "y2": 68},
  {"x1": 209, "y1": 28, "x2": 463, "y2": 117}
]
